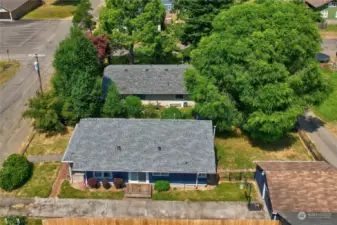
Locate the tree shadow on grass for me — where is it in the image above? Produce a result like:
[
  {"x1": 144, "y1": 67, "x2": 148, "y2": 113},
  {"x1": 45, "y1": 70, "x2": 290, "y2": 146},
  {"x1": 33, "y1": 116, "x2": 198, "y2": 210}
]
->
[
  {"x1": 44, "y1": 126, "x2": 69, "y2": 138},
  {"x1": 51, "y1": 0, "x2": 80, "y2": 6},
  {"x1": 247, "y1": 133, "x2": 298, "y2": 152}
]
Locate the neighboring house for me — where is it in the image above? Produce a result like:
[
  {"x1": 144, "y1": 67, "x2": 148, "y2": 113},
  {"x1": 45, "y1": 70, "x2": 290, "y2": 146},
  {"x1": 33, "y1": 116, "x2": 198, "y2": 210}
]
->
[
  {"x1": 305, "y1": 0, "x2": 337, "y2": 19},
  {"x1": 62, "y1": 118, "x2": 217, "y2": 187},
  {"x1": 0, "y1": 0, "x2": 41, "y2": 20},
  {"x1": 103, "y1": 65, "x2": 195, "y2": 108},
  {"x1": 162, "y1": 0, "x2": 174, "y2": 12},
  {"x1": 255, "y1": 161, "x2": 337, "y2": 225}
]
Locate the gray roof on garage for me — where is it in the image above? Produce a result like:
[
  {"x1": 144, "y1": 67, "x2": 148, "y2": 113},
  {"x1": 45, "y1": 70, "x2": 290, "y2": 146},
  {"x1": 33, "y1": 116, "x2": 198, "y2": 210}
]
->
[
  {"x1": 62, "y1": 118, "x2": 216, "y2": 174},
  {"x1": 0, "y1": 0, "x2": 32, "y2": 11},
  {"x1": 103, "y1": 65, "x2": 190, "y2": 95}
]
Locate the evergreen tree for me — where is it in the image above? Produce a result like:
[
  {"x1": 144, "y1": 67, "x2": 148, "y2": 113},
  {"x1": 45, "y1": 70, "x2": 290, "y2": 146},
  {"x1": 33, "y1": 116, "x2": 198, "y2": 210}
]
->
[
  {"x1": 73, "y1": 0, "x2": 96, "y2": 31},
  {"x1": 124, "y1": 96, "x2": 143, "y2": 118},
  {"x1": 102, "y1": 83, "x2": 125, "y2": 117}
]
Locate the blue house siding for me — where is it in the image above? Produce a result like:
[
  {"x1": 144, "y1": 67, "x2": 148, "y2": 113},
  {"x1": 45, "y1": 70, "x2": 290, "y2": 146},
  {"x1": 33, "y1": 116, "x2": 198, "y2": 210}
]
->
[
  {"x1": 255, "y1": 167, "x2": 273, "y2": 218},
  {"x1": 149, "y1": 173, "x2": 207, "y2": 185},
  {"x1": 85, "y1": 171, "x2": 207, "y2": 185}
]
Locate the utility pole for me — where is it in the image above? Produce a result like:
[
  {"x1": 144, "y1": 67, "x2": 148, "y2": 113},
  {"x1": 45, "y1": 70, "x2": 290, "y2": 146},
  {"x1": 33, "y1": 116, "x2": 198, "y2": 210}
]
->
[
  {"x1": 6, "y1": 49, "x2": 10, "y2": 62},
  {"x1": 28, "y1": 54, "x2": 45, "y2": 94}
]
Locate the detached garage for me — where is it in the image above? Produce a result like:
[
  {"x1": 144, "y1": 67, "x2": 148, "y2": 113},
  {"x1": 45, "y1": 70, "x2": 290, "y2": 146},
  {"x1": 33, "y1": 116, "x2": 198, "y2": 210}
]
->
[{"x1": 0, "y1": 0, "x2": 41, "y2": 20}]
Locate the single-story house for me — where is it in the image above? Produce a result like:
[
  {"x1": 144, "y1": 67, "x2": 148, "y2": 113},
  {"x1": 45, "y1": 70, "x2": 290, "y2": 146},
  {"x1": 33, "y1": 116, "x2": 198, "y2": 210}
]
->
[
  {"x1": 305, "y1": 0, "x2": 337, "y2": 19},
  {"x1": 103, "y1": 65, "x2": 194, "y2": 108},
  {"x1": 62, "y1": 118, "x2": 217, "y2": 187},
  {"x1": 0, "y1": 0, "x2": 41, "y2": 20},
  {"x1": 255, "y1": 161, "x2": 337, "y2": 225}
]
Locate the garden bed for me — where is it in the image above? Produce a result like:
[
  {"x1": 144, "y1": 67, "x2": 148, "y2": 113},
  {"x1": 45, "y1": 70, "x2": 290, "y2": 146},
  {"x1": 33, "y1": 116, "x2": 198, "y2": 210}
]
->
[
  {"x1": 0, "y1": 162, "x2": 61, "y2": 198},
  {"x1": 58, "y1": 180, "x2": 124, "y2": 199},
  {"x1": 215, "y1": 131, "x2": 313, "y2": 170},
  {"x1": 152, "y1": 182, "x2": 256, "y2": 201}
]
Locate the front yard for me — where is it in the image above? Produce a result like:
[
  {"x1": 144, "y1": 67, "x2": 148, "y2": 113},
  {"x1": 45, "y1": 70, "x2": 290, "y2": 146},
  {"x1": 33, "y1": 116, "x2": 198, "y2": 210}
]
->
[
  {"x1": 25, "y1": 128, "x2": 72, "y2": 156},
  {"x1": 0, "y1": 162, "x2": 61, "y2": 198},
  {"x1": 0, "y1": 60, "x2": 20, "y2": 87},
  {"x1": 216, "y1": 132, "x2": 313, "y2": 170},
  {"x1": 23, "y1": 0, "x2": 79, "y2": 19},
  {"x1": 58, "y1": 180, "x2": 124, "y2": 199},
  {"x1": 152, "y1": 182, "x2": 257, "y2": 202}
]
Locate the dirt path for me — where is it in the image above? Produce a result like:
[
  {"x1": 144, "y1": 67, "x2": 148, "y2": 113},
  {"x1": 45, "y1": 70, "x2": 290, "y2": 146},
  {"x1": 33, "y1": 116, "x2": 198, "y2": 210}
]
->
[{"x1": 49, "y1": 163, "x2": 68, "y2": 197}]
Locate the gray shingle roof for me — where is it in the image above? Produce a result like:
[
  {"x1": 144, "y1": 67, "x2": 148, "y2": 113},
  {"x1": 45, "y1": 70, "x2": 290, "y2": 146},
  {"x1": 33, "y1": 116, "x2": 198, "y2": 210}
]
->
[
  {"x1": 103, "y1": 65, "x2": 191, "y2": 95},
  {"x1": 0, "y1": 0, "x2": 33, "y2": 11},
  {"x1": 62, "y1": 118, "x2": 216, "y2": 174}
]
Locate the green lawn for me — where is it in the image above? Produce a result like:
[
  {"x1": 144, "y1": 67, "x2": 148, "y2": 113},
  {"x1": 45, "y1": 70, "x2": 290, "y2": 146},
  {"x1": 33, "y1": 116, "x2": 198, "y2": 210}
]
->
[
  {"x1": 25, "y1": 128, "x2": 72, "y2": 156},
  {"x1": 152, "y1": 182, "x2": 256, "y2": 201},
  {"x1": 0, "y1": 60, "x2": 20, "y2": 87},
  {"x1": 23, "y1": 0, "x2": 79, "y2": 19},
  {"x1": 58, "y1": 180, "x2": 124, "y2": 199},
  {"x1": 216, "y1": 132, "x2": 313, "y2": 170},
  {"x1": 0, "y1": 162, "x2": 61, "y2": 198}
]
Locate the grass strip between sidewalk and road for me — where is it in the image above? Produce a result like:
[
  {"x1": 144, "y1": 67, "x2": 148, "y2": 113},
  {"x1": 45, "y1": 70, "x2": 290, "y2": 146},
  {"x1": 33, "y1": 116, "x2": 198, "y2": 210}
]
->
[{"x1": 0, "y1": 60, "x2": 20, "y2": 87}]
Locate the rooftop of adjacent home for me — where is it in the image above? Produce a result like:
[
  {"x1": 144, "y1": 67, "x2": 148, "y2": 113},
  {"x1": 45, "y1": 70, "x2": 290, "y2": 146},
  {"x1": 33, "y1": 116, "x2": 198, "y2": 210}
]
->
[
  {"x1": 256, "y1": 161, "x2": 337, "y2": 213},
  {"x1": 103, "y1": 65, "x2": 191, "y2": 95},
  {"x1": 62, "y1": 118, "x2": 216, "y2": 174},
  {"x1": 0, "y1": 0, "x2": 32, "y2": 11}
]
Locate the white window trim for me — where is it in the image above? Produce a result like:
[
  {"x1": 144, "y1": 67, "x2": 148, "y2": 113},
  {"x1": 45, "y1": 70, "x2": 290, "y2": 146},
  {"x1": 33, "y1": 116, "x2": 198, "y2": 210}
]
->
[
  {"x1": 152, "y1": 172, "x2": 169, "y2": 177},
  {"x1": 128, "y1": 172, "x2": 149, "y2": 183},
  {"x1": 198, "y1": 173, "x2": 207, "y2": 178},
  {"x1": 322, "y1": 10, "x2": 328, "y2": 18},
  {"x1": 175, "y1": 94, "x2": 184, "y2": 100}
]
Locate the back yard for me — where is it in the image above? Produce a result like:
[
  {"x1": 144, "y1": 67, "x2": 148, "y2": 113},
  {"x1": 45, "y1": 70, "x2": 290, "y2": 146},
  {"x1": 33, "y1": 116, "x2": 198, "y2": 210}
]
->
[
  {"x1": 216, "y1": 131, "x2": 313, "y2": 170},
  {"x1": 23, "y1": 0, "x2": 79, "y2": 19},
  {"x1": 312, "y1": 69, "x2": 337, "y2": 134},
  {"x1": 0, "y1": 60, "x2": 20, "y2": 87}
]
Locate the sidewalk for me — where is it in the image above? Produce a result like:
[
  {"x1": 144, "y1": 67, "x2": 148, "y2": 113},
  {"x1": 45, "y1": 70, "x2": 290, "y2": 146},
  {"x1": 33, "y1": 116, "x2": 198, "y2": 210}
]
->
[{"x1": 0, "y1": 197, "x2": 265, "y2": 219}]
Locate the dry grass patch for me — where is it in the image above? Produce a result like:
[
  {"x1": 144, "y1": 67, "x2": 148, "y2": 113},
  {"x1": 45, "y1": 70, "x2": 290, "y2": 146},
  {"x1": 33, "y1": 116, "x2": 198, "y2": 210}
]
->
[
  {"x1": 216, "y1": 132, "x2": 313, "y2": 170},
  {"x1": 25, "y1": 127, "x2": 73, "y2": 156},
  {"x1": 0, "y1": 60, "x2": 20, "y2": 87}
]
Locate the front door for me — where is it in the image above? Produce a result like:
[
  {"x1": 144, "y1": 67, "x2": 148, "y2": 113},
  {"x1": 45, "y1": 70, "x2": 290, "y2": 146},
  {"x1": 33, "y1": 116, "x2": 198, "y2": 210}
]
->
[{"x1": 129, "y1": 172, "x2": 148, "y2": 183}]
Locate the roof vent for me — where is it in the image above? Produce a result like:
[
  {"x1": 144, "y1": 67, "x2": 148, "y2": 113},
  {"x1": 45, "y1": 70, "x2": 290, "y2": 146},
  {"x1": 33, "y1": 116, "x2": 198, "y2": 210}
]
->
[
  {"x1": 165, "y1": 68, "x2": 168, "y2": 71},
  {"x1": 124, "y1": 69, "x2": 128, "y2": 71},
  {"x1": 143, "y1": 68, "x2": 149, "y2": 71},
  {"x1": 158, "y1": 146, "x2": 161, "y2": 151},
  {"x1": 185, "y1": 161, "x2": 188, "y2": 164},
  {"x1": 117, "y1": 146, "x2": 121, "y2": 151}
]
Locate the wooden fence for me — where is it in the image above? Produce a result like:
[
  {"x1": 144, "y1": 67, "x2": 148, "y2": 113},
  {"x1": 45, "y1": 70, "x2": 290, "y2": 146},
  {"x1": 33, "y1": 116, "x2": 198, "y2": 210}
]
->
[
  {"x1": 43, "y1": 218, "x2": 280, "y2": 225},
  {"x1": 298, "y1": 129, "x2": 325, "y2": 161},
  {"x1": 218, "y1": 169, "x2": 255, "y2": 181}
]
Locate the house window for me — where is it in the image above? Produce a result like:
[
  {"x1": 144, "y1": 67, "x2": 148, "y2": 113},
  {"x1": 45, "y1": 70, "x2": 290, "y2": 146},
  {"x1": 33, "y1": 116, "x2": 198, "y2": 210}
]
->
[
  {"x1": 94, "y1": 172, "x2": 102, "y2": 178},
  {"x1": 198, "y1": 173, "x2": 207, "y2": 178},
  {"x1": 322, "y1": 10, "x2": 328, "y2": 18},
  {"x1": 136, "y1": 94, "x2": 146, "y2": 100},
  {"x1": 175, "y1": 94, "x2": 184, "y2": 100},
  {"x1": 103, "y1": 172, "x2": 112, "y2": 178},
  {"x1": 329, "y1": 2, "x2": 337, "y2": 7},
  {"x1": 152, "y1": 173, "x2": 169, "y2": 176}
]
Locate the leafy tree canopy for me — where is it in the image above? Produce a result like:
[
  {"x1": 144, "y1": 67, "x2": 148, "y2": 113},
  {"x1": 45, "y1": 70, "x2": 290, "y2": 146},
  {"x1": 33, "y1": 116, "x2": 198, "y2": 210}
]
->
[
  {"x1": 124, "y1": 96, "x2": 143, "y2": 118},
  {"x1": 99, "y1": 0, "x2": 168, "y2": 63},
  {"x1": 102, "y1": 82, "x2": 126, "y2": 117},
  {"x1": 186, "y1": 1, "x2": 331, "y2": 141},
  {"x1": 73, "y1": 0, "x2": 96, "y2": 31},
  {"x1": 175, "y1": 0, "x2": 233, "y2": 46},
  {"x1": 161, "y1": 107, "x2": 184, "y2": 119}
]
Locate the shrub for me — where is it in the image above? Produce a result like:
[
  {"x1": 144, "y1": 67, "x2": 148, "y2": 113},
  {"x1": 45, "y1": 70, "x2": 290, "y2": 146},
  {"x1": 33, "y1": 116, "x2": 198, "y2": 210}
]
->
[
  {"x1": 0, "y1": 154, "x2": 32, "y2": 192},
  {"x1": 124, "y1": 96, "x2": 143, "y2": 118},
  {"x1": 102, "y1": 178, "x2": 111, "y2": 189},
  {"x1": 113, "y1": 178, "x2": 124, "y2": 189},
  {"x1": 4, "y1": 216, "x2": 26, "y2": 225},
  {"x1": 154, "y1": 180, "x2": 170, "y2": 192},
  {"x1": 161, "y1": 107, "x2": 183, "y2": 119},
  {"x1": 87, "y1": 178, "x2": 98, "y2": 188},
  {"x1": 143, "y1": 104, "x2": 160, "y2": 118}
]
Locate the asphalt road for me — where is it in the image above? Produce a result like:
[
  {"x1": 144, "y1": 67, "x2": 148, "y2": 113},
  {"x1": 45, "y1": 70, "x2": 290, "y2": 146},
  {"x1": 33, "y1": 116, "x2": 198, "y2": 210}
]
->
[{"x1": 0, "y1": 20, "x2": 72, "y2": 163}]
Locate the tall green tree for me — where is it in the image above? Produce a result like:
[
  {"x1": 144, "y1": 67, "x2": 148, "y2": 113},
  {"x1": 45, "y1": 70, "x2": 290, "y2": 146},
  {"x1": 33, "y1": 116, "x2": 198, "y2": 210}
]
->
[
  {"x1": 175, "y1": 0, "x2": 233, "y2": 46},
  {"x1": 73, "y1": 0, "x2": 96, "y2": 31},
  {"x1": 124, "y1": 96, "x2": 143, "y2": 118},
  {"x1": 186, "y1": 1, "x2": 331, "y2": 141},
  {"x1": 102, "y1": 83, "x2": 125, "y2": 117},
  {"x1": 99, "y1": 0, "x2": 166, "y2": 64}
]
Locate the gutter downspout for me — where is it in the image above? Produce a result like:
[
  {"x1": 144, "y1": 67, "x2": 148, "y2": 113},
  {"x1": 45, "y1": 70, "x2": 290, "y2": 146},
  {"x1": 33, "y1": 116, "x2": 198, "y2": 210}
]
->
[
  {"x1": 9, "y1": 11, "x2": 13, "y2": 20},
  {"x1": 68, "y1": 164, "x2": 73, "y2": 183},
  {"x1": 196, "y1": 173, "x2": 199, "y2": 189}
]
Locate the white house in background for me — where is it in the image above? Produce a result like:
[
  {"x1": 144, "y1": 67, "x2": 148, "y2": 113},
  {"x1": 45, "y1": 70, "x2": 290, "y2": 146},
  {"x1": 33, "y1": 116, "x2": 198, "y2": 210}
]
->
[{"x1": 103, "y1": 65, "x2": 195, "y2": 108}]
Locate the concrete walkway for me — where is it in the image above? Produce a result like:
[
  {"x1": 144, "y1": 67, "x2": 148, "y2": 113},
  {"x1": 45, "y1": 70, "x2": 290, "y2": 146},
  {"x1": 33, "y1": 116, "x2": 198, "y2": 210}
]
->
[
  {"x1": 0, "y1": 197, "x2": 265, "y2": 219},
  {"x1": 27, "y1": 154, "x2": 63, "y2": 163},
  {"x1": 299, "y1": 110, "x2": 337, "y2": 168}
]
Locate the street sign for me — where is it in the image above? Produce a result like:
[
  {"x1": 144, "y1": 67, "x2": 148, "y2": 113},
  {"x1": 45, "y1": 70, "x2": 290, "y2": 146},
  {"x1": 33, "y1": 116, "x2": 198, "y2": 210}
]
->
[{"x1": 34, "y1": 61, "x2": 39, "y2": 72}]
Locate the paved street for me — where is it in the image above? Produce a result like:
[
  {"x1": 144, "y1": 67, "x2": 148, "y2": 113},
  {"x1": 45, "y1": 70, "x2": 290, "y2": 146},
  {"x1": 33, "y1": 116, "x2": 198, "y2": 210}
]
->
[
  {"x1": 0, "y1": 197, "x2": 265, "y2": 219},
  {"x1": 299, "y1": 110, "x2": 337, "y2": 168},
  {"x1": 0, "y1": 20, "x2": 72, "y2": 164}
]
